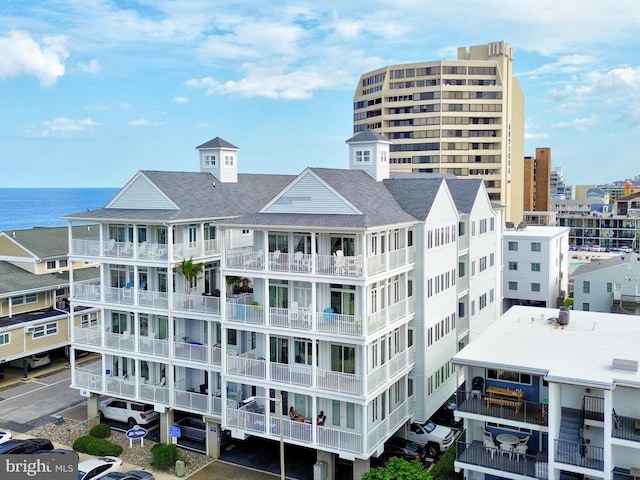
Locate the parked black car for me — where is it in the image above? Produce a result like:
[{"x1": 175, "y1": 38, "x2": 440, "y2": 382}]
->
[
  {"x1": 0, "y1": 438, "x2": 54, "y2": 454},
  {"x1": 383, "y1": 437, "x2": 425, "y2": 462},
  {"x1": 430, "y1": 404, "x2": 462, "y2": 428}
]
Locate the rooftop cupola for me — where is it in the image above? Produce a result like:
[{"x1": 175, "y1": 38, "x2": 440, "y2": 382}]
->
[
  {"x1": 196, "y1": 136, "x2": 239, "y2": 183},
  {"x1": 345, "y1": 129, "x2": 391, "y2": 181}
]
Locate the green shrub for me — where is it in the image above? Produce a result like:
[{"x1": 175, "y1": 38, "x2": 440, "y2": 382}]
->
[
  {"x1": 429, "y1": 446, "x2": 463, "y2": 480},
  {"x1": 86, "y1": 438, "x2": 123, "y2": 457},
  {"x1": 72, "y1": 435, "x2": 93, "y2": 453},
  {"x1": 89, "y1": 423, "x2": 112, "y2": 439},
  {"x1": 151, "y1": 443, "x2": 179, "y2": 470}
]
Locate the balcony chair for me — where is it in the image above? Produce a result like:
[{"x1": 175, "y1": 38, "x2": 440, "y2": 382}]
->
[
  {"x1": 289, "y1": 301, "x2": 299, "y2": 323},
  {"x1": 514, "y1": 443, "x2": 528, "y2": 461},
  {"x1": 334, "y1": 250, "x2": 346, "y2": 274},
  {"x1": 499, "y1": 443, "x2": 514, "y2": 460},
  {"x1": 483, "y1": 432, "x2": 497, "y2": 459},
  {"x1": 138, "y1": 241, "x2": 148, "y2": 257},
  {"x1": 519, "y1": 435, "x2": 530, "y2": 445},
  {"x1": 270, "y1": 250, "x2": 282, "y2": 269}
]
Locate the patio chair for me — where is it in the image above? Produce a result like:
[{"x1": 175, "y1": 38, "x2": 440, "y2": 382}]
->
[
  {"x1": 514, "y1": 443, "x2": 528, "y2": 461},
  {"x1": 519, "y1": 434, "x2": 530, "y2": 445},
  {"x1": 500, "y1": 443, "x2": 514, "y2": 460},
  {"x1": 334, "y1": 250, "x2": 345, "y2": 274},
  {"x1": 270, "y1": 250, "x2": 281, "y2": 268},
  {"x1": 138, "y1": 241, "x2": 148, "y2": 257},
  {"x1": 483, "y1": 432, "x2": 497, "y2": 459},
  {"x1": 289, "y1": 301, "x2": 299, "y2": 323}
]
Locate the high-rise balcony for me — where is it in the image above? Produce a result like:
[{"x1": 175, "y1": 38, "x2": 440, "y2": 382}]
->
[{"x1": 71, "y1": 238, "x2": 220, "y2": 261}]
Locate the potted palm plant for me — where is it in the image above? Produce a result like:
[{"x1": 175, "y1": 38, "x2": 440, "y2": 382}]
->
[{"x1": 175, "y1": 258, "x2": 204, "y2": 295}]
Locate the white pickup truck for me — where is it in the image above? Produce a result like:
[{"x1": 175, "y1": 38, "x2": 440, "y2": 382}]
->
[{"x1": 407, "y1": 420, "x2": 455, "y2": 456}]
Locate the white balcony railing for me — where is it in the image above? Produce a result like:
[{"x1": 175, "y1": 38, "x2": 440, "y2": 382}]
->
[
  {"x1": 316, "y1": 368, "x2": 361, "y2": 395},
  {"x1": 174, "y1": 341, "x2": 208, "y2": 363},
  {"x1": 104, "y1": 332, "x2": 135, "y2": 352},
  {"x1": 138, "y1": 337, "x2": 169, "y2": 357},
  {"x1": 269, "y1": 307, "x2": 312, "y2": 331},
  {"x1": 226, "y1": 302, "x2": 265, "y2": 325},
  {"x1": 105, "y1": 377, "x2": 135, "y2": 398},
  {"x1": 172, "y1": 293, "x2": 221, "y2": 314},
  {"x1": 270, "y1": 362, "x2": 312, "y2": 387},
  {"x1": 73, "y1": 327, "x2": 102, "y2": 346},
  {"x1": 316, "y1": 311, "x2": 362, "y2": 336},
  {"x1": 227, "y1": 354, "x2": 266, "y2": 380},
  {"x1": 140, "y1": 384, "x2": 169, "y2": 404},
  {"x1": 74, "y1": 281, "x2": 101, "y2": 302},
  {"x1": 175, "y1": 389, "x2": 208, "y2": 413}
]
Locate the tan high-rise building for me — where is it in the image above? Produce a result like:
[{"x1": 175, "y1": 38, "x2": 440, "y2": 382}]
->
[
  {"x1": 353, "y1": 41, "x2": 525, "y2": 223},
  {"x1": 524, "y1": 147, "x2": 551, "y2": 212}
]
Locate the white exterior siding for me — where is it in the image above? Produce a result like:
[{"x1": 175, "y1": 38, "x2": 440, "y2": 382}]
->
[
  {"x1": 573, "y1": 259, "x2": 640, "y2": 312},
  {"x1": 107, "y1": 174, "x2": 177, "y2": 210},
  {"x1": 264, "y1": 172, "x2": 360, "y2": 214}
]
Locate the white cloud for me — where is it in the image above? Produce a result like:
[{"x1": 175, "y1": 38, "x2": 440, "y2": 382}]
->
[
  {"x1": 78, "y1": 59, "x2": 101, "y2": 73},
  {"x1": 27, "y1": 117, "x2": 100, "y2": 138},
  {"x1": 552, "y1": 115, "x2": 598, "y2": 131},
  {"x1": 120, "y1": 102, "x2": 132, "y2": 110},
  {"x1": 173, "y1": 96, "x2": 189, "y2": 103},
  {"x1": 0, "y1": 30, "x2": 68, "y2": 86},
  {"x1": 525, "y1": 132, "x2": 549, "y2": 140},
  {"x1": 128, "y1": 119, "x2": 165, "y2": 127}
]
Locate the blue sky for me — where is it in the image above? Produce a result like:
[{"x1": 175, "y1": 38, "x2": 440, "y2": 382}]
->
[{"x1": 1, "y1": 0, "x2": 639, "y2": 188}]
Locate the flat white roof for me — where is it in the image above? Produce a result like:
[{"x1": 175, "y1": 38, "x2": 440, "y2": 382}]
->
[
  {"x1": 503, "y1": 225, "x2": 569, "y2": 238},
  {"x1": 454, "y1": 305, "x2": 640, "y2": 389}
]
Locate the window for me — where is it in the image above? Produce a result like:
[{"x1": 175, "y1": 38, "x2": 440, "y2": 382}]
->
[
  {"x1": 46, "y1": 261, "x2": 56, "y2": 270},
  {"x1": 531, "y1": 263, "x2": 541, "y2": 272},
  {"x1": 0, "y1": 333, "x2": 9, "y2": 345},
  {"x1": 508, "y1": 262, "x2": 518, "y2": 271},
  {"x1": 583, "y1": 303, "x2": 590, "y2": 311},
  {"x1": 487, "y1": 369, "x2": 532, "y2": 385},
  {"x1": 490, "y1": 253, "x2": 494, "y2": 267},
  {"x1": 81, "y1": 313, "x2": 98, "y2": 328},
  {"x1": 508, "y1": 241, "x2": 518, "y2": 251},
  {"x1": 355, "y1": 150, "x2": 371, "y2": 162},
  {"x1": 33, "y1": 322, "x2": 58, "y2": 339},
  {"x1": 531, "y1": 283, "x2": 541, "y2": 292},
  {"x1": 224, "y1": 155, "x2": 234, "y2": 167},
  {"x1": 606, "y1": 283, "x2": 612, "y2": 293},
  {"x1": 11, "y1": 294, "x2": 37, "y2": 306},
  {"x1": 583, "y1": 281, "x2": 590, "y2": 294},
  {"x1": 531, "y1": 242, "x2": 541, "y2": 252},
  {"x1": 479, "y1": 256, "x2": 487, "y2": 272},
  {"x1": 508, "y1": 281, "x2": 518, "y2": 291}
]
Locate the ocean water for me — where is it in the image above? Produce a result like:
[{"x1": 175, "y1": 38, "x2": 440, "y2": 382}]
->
[{"x1": 0, "y1": 188, "x2": 120, "y2": 233}]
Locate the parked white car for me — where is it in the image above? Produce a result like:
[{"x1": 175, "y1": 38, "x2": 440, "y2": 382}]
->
[
  {"x1": 9, "y1": 354, "x2": 51, "y2": 370},
  {"x1": 78, "y1": 456, "x2": 124, "y2": 480},
  {"x1": 99, "y1": 398, "x2": 159, "y2": 428},
  {"x1": 0, "y1": 430, "x2": 12, "y2": 444},
  {"x1": 406, "y1": 420, "x2": 455, "y2": 456}
]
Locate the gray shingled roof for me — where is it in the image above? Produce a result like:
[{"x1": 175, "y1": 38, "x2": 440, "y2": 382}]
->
[
  {"x1": 573, "y1": 253, "x2": 640, "y2": 276},
  {"x1": 383, "y1": 177, "x2": 443, "y2": 220},
  {"x1": 1, "y1": 226, "x2": 97, "y2": 259},
  {"x1": 65, "y1": 172, "x2": 296, "y2": 223},
  {"x1": 217, "y1": 213, "x2": 368, "y2": 229},
  {"x1": 196, "y1": 137, "x2": 239, "y2": 149},
  {"x1": 345, "y1": 129, "x2": 390, "y2": 143},
  {"x1": 445, "y1": 178, "x2": 484, "y2": 213},
  {"x1": 0, "y1": 262, "x2": 98, "y2": 296}
]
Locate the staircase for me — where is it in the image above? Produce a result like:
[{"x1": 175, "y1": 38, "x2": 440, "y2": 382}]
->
[{"x1": 559, "y1": 408, "x2": 582, "y2": 444}]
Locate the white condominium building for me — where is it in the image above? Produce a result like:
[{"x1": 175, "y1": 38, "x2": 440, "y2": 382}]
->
[
  {"x1": 353, "y1": 41, "x2": 525, "y2": 224},
  {"x1": 65, "y1": 131, "x2": 501, "y2": 478}
]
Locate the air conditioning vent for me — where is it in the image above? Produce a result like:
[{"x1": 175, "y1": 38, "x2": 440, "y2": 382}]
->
[{"x1": 26, "y1": 326, "x2": 36, "y2": 333}]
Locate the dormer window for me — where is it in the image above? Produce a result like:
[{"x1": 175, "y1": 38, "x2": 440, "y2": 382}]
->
[
  {"x1": 224, "y1": 155, "x2": 234, "y2": 167},
  {"x1": 204, "y1": 155, "x2": 216, "y2": 166},
  {"x1": 380, "y1": 151, "x2": 387, "y2": 163},
  {"x1": 355, "y1": 150, "x2": 371, "y2": 163}
]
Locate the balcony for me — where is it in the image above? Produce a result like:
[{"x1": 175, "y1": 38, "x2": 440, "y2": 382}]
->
[
  {"x1": 174, "y1": 340, "x2": 208, "y2": 364},
  {"x1": 270, "y1": 363, "x2": 312, "y2": 387},
  {"x1": 225, "y1": 247, "x2": 364, "y2": 278},
  {"x1": 554, "y1": 439, "x2": 604, "y2": 470},
  {"x1": 456, "y1": 439, "x2": 542, "y2": 478},
  {"x1": 367, "y1": 347, "x2": 414, "y2": 394},
  {"x1": 175, "y1": 388, "x2": 208, "y2": 413},
  {"x1": 270, "y1": 306, "x2": 312, "y2": 331},
  {"x1": 105, "y1": 376, "x2": 136, "y2": 398},
  {"x1": 74, "y1": 364, "x2": 103, "y2": 391},
  {"x1": 316, "y1": 368, "x2": 361, "y2": 395},
  {"x1": 140, "y1": 384, "x2": 169, "y2": 404},
  {"x1": 456, "y1": 389, "x2": 548, "y2": 426},
  {"x1": 366, "y1": 246, "x2": 415, "y2": 275},
  {"x1": 104, "y1": 331, "x2": 135, "y2": 352},
  {"x1": 611, "y1": 412, "x2": 640, "y2": 443},
  {"x1": 317, "y1": 310, "x2": 363, "y2": 336},
  {"x1": 226, "y1": 302, "x2": 265, "y2": 326},
  {"x1": 172, "y1": 293, "x2": 221, "y2": 314},
  {"x1": 366, "y1": 298, "x2": 411, "y2": 335},
  {"x1": 72, "y1": 238, "x2": 220, "y2": 261},
  {"x1": 74, "y1": 326, "x2": 102, "y2": 347},
  {"x1": 226, "y1": 402, "x2": 363, "y2": 455},
  {"x1": 138, "y1": 337, "x2": 169, "y2": 357},
  {"x1": 227, "y1": 351, "x2": 267, "y2": 380}
]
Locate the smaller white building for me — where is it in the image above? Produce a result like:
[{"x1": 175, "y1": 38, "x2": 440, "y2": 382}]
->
[
  {"x1": 572, "y1": 253, "x2": 640, "y2": 314},
  {"x1": 502, "y1": 225, "x2": 569, "y2": 310}
]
